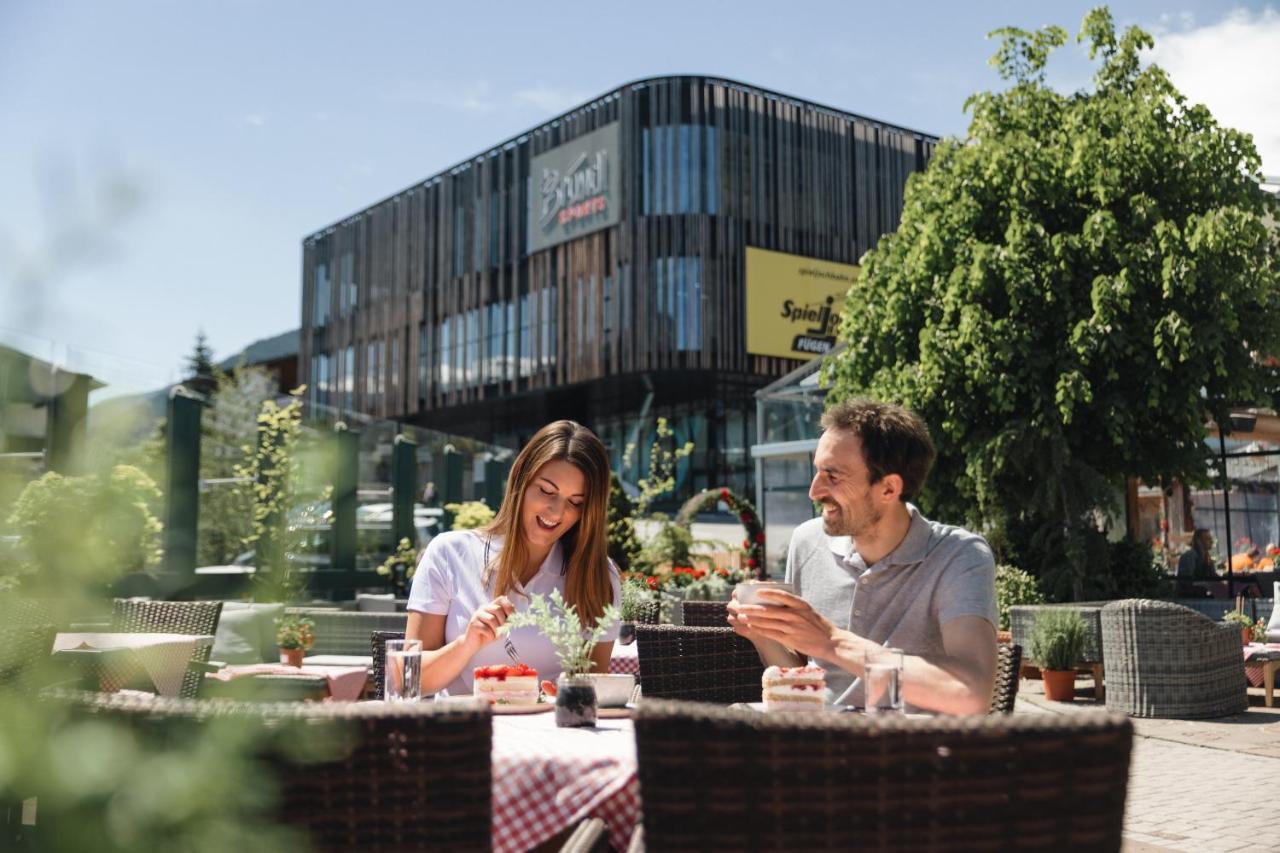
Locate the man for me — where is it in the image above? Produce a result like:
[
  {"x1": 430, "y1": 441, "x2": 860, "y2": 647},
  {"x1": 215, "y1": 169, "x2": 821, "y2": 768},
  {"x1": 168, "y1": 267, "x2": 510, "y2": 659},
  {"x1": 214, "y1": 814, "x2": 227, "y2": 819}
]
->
[{"x1": 728, "y1": 399, "x2": 997, "y2": 715}]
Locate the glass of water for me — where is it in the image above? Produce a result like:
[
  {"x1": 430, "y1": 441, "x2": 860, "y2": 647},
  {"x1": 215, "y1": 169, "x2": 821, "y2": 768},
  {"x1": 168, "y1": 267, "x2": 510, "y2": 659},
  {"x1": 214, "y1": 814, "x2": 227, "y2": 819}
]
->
[
  {"x1": 385, "y1": 638, "x2": 423, "y2": 702},
  {"x1": 865, "y1": 647, "x2": 904, "y2": 716}
]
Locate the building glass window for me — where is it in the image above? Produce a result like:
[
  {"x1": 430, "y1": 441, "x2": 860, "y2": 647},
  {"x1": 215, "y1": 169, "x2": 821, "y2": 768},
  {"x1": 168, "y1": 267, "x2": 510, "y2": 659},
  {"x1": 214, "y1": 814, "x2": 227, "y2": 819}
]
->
[
  {"x1": 339, "y1": 251, "x2": 356, "y2": 315},
  {"x1": 642, "y1": 125, "x2": 718, "y2": 216},
  {"x1": 518, "y1": 293, "x2": 533, "y2": 379},
  {"x1": 656, "y1": 257, "x2": 702, "y2": 352},
  {"x1": 343, "y1": 345, "x2": 354, "y2": 413},
  {"x1": 418, "y1": 322, "x2": 430, "y2": 404},
  {"x1": 313, "y1": 261, "x2": 330, "y2": 327},
  {"x1": 465, "y1": 308, "x2": 481, "y2": 388}
]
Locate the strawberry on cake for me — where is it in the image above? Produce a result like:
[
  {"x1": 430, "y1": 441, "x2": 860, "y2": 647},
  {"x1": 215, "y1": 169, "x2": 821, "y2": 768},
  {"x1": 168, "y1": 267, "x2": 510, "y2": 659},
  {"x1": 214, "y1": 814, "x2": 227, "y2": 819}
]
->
[
  {"x1": 761, "y1": 665, "x2": 826, "y2": 711},
  {"x1": 473, "y1": 663, "x2": 539, "y2": 704}
]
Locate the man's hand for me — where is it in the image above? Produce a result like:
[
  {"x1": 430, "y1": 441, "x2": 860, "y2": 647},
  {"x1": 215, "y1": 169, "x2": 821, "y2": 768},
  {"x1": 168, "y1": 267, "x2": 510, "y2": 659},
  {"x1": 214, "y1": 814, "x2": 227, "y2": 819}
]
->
[
  {"x1": 733, "y1": 590, "x2": 842, "y2": 660},
  {"x1": 727, "y1": 591, "x2": 806, "y2": 668}
]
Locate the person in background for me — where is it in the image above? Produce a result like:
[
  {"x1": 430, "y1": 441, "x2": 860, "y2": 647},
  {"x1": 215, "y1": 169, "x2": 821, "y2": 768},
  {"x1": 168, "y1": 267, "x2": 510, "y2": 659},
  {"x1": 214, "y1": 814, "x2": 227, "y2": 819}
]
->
[
  {"x1": 728, "y1": 399, "x2": 997, "y2": 716},
  {"x1": 405, "y1": 420, "x2": 621, "y2": 696},
  {"x1": 1175, "y1": 528, "x2": 1217, "y2": 597}
]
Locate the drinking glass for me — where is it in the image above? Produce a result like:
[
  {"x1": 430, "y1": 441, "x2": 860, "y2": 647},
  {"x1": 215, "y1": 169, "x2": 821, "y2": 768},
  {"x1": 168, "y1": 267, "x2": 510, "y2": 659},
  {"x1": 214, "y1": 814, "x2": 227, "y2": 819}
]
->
[
  {"x1": 864, "y1": 647, "x2": 904, "y2": 716},
  {"x1": 385, "y1": 638, "x2": 423, "y2": 702}
]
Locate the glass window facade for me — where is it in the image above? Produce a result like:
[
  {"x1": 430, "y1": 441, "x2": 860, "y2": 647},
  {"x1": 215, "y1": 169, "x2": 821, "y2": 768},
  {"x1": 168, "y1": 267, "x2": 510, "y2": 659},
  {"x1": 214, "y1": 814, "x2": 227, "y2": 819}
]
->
[
  {"x1": 313, "y1": 261, "x2": 330, "y2": 327},
  {"x1": 642, "y1": 125, "x2": 718, "y2": 216}
]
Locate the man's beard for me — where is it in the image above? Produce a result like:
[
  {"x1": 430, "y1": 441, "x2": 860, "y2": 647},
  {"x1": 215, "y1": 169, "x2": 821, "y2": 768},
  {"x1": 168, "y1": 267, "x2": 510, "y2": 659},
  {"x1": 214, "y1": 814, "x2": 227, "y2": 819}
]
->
[{"x1": 820, "y1": 499, "x2": 882, "y2": 538}]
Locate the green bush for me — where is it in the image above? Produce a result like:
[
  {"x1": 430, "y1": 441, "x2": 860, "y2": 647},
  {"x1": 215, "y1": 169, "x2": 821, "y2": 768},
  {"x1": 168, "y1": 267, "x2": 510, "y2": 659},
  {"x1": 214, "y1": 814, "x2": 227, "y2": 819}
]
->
[
  {"x1": 1029, "y1": 609, "x2": 1088, "y2": 671},
  {"x1": 995, "y1": 564, "x2": 1045, "y2": 631},
  {"x1": 445, "y1": 500, "x2": 495, "y2": 530}
]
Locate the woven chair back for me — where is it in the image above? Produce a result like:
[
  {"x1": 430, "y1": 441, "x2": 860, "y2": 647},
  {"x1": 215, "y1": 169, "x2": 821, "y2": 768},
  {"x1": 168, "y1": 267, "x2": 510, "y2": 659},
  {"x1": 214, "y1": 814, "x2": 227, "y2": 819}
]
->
[
  {"x1": 635, "y1": 625, "x2": 764, "y2": 704},
  {"x1": 69, "y1": 691, "x2": 493, "y2": 852},
  {"x1": 633, "y1": 700, "x2": 1132, "y2": 852},
  {"x1": 370, "y1": 630, "x2": 406, "y2": 700},
  {"x1": 989, "y1": 643, "x2": 1022, "y2": 714},
  {"x1": 110, "y1": 599, "x2": 223, "y2": 698},
  {"x1": 681, "y1": 600, "x2": 730, "y2": 627}
]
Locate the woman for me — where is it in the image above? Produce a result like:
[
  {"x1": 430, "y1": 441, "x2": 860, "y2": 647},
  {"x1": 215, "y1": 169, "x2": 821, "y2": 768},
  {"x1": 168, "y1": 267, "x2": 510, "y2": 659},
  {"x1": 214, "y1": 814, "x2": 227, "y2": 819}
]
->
[{"x1": 406, "y1": 420, "x2": 621, "y2": 696}]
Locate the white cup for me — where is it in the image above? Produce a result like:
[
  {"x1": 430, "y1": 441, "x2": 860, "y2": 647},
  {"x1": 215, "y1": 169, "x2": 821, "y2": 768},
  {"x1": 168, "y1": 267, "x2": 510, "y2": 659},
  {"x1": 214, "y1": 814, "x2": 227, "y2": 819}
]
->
[{"x1": 734, "y1": 581, "x2": 796, "y2": 606}]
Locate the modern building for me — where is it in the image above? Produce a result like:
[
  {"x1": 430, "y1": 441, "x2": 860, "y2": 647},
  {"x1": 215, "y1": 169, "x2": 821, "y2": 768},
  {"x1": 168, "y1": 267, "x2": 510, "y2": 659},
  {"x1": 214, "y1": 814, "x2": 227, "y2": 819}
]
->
[{"x1": 300, "y1": 75, "x2": 937, "y2": 500}]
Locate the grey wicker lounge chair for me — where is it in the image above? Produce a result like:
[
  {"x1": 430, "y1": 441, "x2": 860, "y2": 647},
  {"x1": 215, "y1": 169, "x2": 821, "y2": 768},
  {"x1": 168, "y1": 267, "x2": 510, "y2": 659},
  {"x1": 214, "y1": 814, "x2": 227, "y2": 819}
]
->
[
  {"x1": 285, "y1": 609, "x2": 406, "y2": 656},
  {"x1": 1100, "y1": 598, "x2": 1247, "y2": 718},
  {"x1": 630, "y1": 699, "x2": 1133, "y2": 851}
]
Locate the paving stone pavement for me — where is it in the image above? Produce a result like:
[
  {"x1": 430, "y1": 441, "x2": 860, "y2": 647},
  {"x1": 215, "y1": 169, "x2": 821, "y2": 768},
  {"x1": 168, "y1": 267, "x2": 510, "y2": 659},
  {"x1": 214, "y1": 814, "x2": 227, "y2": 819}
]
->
[{"x1": 1014, "y1": 674, "x2": 1280, "y2": 853}]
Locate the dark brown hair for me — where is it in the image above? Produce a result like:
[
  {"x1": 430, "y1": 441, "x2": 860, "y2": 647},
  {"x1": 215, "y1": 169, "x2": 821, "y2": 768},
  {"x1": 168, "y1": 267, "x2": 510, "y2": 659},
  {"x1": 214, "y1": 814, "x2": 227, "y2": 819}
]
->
[
  {"x1": 820, "y1": 399, "x2": 936, "y2": 501},
  {"x1": 482, "y1": 420, "x2": 613, "y2": 626}
]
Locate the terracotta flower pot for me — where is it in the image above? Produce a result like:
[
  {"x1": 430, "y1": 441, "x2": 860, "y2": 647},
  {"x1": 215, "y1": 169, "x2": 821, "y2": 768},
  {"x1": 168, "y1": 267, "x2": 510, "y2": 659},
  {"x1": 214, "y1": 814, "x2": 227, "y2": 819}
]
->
[
  {"x1": 1041, "y1": 669, "x2": 1076, "y2": 702},
  {"x1": 280, "y1": 647, "x2": 305, "y2": 667},
  {"x1": 1243, "y1": 628, "x2": 1253, "y2": 646}
]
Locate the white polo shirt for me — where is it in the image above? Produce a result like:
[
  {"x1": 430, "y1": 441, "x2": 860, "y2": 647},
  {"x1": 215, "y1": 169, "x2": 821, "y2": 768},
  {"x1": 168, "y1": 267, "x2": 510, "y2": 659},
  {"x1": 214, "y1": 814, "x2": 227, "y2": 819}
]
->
[{"x1": 407, "y1": 529, "x2": 622, "y2": 696}]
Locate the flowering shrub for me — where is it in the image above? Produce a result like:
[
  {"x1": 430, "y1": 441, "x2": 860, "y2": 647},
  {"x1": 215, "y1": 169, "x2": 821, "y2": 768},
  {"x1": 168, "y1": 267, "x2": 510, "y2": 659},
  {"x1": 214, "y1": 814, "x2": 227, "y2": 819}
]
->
[
  {"x1": 275, "y1": 614, "x2": 315, "y2": 650},
  {"x1": 376, "y1": 537, "x2": 418, "y2": 597},
  {"x1": 675, "y1": 487, "x2": 765, "y2": 577}
]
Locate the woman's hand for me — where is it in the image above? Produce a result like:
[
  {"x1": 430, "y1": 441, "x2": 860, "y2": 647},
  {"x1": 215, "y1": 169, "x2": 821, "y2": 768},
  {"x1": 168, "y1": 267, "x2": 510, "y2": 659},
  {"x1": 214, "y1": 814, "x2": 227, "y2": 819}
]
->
[{"x1": 464, "y1": 596, "x2": 516, "y2": 648}]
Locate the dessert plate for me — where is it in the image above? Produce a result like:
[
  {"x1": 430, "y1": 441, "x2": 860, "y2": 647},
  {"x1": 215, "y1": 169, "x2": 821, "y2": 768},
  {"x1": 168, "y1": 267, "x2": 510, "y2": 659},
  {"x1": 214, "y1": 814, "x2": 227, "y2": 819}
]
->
[{"x1": 490, "y1": 701, "x2": 552, "y2": 714}]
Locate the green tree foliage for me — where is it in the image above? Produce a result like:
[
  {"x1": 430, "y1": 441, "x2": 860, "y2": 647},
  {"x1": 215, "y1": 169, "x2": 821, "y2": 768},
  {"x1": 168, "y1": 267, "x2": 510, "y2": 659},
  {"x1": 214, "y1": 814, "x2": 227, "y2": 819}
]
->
[
  {"x1": 198, "y1": 365, "x2": 277, "y2": 566},
  {"x1": 824, "y1": 7, "x2": 1280, "y2": 597},
  {"x1": 182, "y1": 328, "x2": 217, "y2": 396},
  {"x1": 5, "y1": 465, "x2": 162, "y2": 591},
  {"x1": 606, "y1": 472, "x2": 640, "y2": 571},
  {"x1": 236, "y1": 388, "x2": 306, "y2": 600}
]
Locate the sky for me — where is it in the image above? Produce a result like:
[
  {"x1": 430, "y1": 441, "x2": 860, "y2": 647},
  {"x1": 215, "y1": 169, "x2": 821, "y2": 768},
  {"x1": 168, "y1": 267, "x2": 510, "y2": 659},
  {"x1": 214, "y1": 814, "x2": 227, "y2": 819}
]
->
[{"x1": 0, "y1": 1, "x2": 1277, "y2": 397}]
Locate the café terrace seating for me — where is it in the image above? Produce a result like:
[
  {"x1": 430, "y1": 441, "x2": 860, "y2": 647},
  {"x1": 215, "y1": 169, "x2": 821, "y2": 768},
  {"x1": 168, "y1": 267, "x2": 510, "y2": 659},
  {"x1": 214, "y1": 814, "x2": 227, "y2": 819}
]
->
[
  {"x1": 635, "y1": 625, "x2": 765, "y2": 704},
  {"x1": 110, "y1": 599, "x2": 223, "y2": 699},
  {"x1": 629, "y1": 700, "x2": 1133, "y2": 852}
]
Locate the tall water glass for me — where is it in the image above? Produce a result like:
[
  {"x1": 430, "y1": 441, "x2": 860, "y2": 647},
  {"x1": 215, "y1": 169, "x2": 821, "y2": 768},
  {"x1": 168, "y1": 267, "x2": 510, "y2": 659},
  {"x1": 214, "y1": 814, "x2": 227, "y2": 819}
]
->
[
  {"x1": 865, "y1": 647, "x2": 904, "y2": 716},
  {"x1": 385, "y1": 638, "x2": 423, "y2": 702}
]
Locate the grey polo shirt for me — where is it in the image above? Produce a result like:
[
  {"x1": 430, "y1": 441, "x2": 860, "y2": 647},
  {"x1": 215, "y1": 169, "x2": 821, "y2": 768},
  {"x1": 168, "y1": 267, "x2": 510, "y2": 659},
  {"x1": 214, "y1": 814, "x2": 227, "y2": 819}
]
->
[{"x1": 784, "y1": 504, "x2": 997, "y2": 707}]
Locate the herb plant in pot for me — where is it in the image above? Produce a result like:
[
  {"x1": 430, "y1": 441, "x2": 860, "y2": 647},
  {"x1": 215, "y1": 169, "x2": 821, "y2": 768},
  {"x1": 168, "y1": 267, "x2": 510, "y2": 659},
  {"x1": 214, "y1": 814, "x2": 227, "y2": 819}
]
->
[
  {"x1": 501, "y1": 590, "x2": 620, "y2": 727},
  {"x1": 275, "y1": 614, "x2": 314, "y2": 667},
  {"x1": 1224, "y1": 610, "x2": 1255, "y2": 646},
  {"x1": 1029, "y1": 609, "x2": 1087, "y2": 702}
]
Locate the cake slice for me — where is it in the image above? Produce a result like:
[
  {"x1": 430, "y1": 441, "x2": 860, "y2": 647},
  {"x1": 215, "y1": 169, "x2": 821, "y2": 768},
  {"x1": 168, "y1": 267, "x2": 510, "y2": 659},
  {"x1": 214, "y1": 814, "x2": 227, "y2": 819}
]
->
[
  {"x1": 762, "y1": 664, "x2": 826, "y2": 711},
  {"x1": 473, "y1": 663, "x2": 540, "y2": 704}
]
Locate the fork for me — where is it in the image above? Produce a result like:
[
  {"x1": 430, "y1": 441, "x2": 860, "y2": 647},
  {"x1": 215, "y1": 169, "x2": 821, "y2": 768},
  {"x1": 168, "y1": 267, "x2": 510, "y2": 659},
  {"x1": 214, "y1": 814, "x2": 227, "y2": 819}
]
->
[{"x1": 503, "y1": 637, "x2": 520, "y2": 664}]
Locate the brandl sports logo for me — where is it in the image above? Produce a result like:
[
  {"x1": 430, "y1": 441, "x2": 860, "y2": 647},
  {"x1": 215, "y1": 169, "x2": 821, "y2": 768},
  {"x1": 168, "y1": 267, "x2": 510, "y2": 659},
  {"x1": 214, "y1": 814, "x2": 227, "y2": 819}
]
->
[{"x1": 539, "y1": 150, "x2": 609, "y2": 230}]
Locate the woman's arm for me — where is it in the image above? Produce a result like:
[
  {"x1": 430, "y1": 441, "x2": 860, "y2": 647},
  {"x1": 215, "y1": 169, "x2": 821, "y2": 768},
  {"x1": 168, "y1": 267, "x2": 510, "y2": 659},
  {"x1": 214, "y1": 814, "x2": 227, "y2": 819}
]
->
[
  {"x1": 588, "y1": 640, "x2": 614, "y2": 674},
  {"x1": 405, "y1": 597, "x2": 515, "y2": 695}
]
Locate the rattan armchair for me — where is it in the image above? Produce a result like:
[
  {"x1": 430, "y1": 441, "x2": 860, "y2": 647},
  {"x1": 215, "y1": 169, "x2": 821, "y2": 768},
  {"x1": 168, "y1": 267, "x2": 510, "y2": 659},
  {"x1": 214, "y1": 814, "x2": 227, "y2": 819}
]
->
[
  {"x1": 370, "y1": 630, "x2": 406, "y2": 700},
  {"x1": 989, "y1": 643, "x2": 1022, "y2": 714},
  {"x1": 66, "y1": 690, "x2": 494, "y2": 852},
  {"x1": 680, "y1": 600, "x2": 730, "y2": 627},
  {"x1": 1101, "y1": 598, "x2": 1247, "y2": 718},
  {"x1": 631, "y1": 700, "x2": 1133, "y2": 852},
  {"x1": 110, "y1": 599, "x2": 223, "y2": 698},
  {"x1": 635, "y1": 625, "x2": 764, "y2": 704}
]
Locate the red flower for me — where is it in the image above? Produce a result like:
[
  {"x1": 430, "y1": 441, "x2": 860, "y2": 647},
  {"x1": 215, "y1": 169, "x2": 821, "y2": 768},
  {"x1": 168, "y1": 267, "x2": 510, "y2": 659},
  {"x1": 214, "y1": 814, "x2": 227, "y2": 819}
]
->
[
  {"x1": 742, "y1": 539, "x2": 751, "y2": 550},
  {"x1": 693, "y1": 569, "x2": 706, "y2": 579},
  {"x1": 747, "y1": 558, "x2": 758, "y2": 568},
  {"x1": 715, "y1": 568, "x2": 729, "y2": 577},
  {"x1": 719, "y1": 488, "x2": 730, "y2": 500},
  {"x1": 739, "y1": 514, "x2": 750, "y2": 524},
  {"x1": 646, "y1": 576, "x2": 659, "y2": 590},
  {"x1": 754, "y1": 532, "x2": 766, "y2": 544}
]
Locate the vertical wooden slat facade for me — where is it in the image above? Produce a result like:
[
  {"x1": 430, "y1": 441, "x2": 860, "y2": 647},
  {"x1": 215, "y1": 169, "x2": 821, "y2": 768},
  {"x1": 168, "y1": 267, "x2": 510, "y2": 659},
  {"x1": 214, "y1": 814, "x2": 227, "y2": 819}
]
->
[{"x1": 301, "y1": 75, "x2": 935, "y2": 475}]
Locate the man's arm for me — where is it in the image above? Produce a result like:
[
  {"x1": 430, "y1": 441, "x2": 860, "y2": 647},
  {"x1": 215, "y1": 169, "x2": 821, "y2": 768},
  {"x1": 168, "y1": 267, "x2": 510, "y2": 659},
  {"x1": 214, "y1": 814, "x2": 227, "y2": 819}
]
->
[{"x1": 740, "y1": 593, "x2": 997, "y2": 715}]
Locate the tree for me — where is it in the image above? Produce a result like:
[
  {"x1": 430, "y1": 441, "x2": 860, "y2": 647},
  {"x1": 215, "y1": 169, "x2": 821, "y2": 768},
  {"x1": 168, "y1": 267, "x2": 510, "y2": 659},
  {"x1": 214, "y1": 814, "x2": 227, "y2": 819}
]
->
[
  {"x1": 183, "y1": 329, "x2": 217, "y2": 396},
  {"x1": 823, "y1": 7, "x2": 1280, "y2": 598}
]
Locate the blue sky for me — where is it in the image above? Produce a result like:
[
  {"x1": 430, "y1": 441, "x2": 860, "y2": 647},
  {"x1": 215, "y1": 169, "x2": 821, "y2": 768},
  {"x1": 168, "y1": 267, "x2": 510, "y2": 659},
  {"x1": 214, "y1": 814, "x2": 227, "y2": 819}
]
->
[{"x1": 1, "y1": 1, "x2": 1276, "y2": 396}]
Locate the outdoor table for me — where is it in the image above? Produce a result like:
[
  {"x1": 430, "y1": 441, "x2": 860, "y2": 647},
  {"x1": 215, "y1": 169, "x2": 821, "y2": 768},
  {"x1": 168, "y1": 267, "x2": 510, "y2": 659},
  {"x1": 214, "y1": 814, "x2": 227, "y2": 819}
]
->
[
  {"x1": 1244, "y1": 643, "x2": 1280, "y2": 707},
  {"x1": 491, "y1": 711, "x2": 638, "y2": 853},
  {"x1": 52, "y1": 632, "x2": 213, "y2": 697},
  {"x1": 208, "y1": 663, "x2": 369, "y2": 701},
  {"x1": 608, "y1": 640, "x2": 639, "y2": 677}
]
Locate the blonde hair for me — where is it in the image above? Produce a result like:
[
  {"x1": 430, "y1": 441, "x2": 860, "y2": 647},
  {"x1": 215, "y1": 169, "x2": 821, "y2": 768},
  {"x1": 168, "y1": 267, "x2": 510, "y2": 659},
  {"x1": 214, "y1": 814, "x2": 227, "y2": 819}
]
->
[{"x1": 482, "y1": 420, "x2": 613, "y2": 626}]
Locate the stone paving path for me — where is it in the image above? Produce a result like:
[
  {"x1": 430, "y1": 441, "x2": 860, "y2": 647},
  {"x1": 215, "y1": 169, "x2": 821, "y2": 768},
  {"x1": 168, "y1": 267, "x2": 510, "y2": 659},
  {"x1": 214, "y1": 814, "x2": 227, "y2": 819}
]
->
[{"x1": 1015, "y1": 675, "x2": 1280, "y2": 853}]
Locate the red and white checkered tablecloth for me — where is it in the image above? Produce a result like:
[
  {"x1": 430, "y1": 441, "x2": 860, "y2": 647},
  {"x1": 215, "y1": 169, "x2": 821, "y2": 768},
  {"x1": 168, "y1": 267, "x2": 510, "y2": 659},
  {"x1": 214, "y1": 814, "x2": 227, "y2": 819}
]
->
[
  {"x1": 1244, "y1": 643, "x2": 1280, "y2": 687},
  {"x1": 609, "y1": 641, "x2": 639, "y2": 677},
  {"x1": 491, "y1": 713, "x2": 639, "y2": 853}
]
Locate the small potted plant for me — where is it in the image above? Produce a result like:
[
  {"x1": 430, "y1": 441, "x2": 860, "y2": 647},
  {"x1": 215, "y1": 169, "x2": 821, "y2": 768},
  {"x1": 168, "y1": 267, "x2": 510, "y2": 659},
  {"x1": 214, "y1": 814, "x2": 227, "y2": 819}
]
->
[
  {"x1": 1224, "y1": 610, "x2": 1255, "y2": 646},
  {"x1": 1029, "y1": 609, "x2": 1087, "y2": 702},
  {"x1": 618, "y1": 578, "x2": 653, "y2": 645},
  {"x1": 275, "y1": 614, "x2": 315, "y2": 667},
  {"x1": 501, "y1": 590, "x2": 620, "y2": 727}
]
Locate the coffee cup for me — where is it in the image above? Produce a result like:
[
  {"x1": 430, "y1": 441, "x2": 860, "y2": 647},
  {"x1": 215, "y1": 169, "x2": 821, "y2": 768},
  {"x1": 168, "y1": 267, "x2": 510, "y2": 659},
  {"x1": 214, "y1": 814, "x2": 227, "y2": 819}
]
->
[{"x1": 734, "y1": 581, "x2": 796, "y2": 606}]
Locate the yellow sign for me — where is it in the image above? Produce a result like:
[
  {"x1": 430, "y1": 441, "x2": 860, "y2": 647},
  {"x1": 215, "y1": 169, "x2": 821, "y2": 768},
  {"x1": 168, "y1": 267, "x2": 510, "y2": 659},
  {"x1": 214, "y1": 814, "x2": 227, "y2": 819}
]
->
[{"x1": 745, "y1": 247, "x2": 858, "y2": 360}]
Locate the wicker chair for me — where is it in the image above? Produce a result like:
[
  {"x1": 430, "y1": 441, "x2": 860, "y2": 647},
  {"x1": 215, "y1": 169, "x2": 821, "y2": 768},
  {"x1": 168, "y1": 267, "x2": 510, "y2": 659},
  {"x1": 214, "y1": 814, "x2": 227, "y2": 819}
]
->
[
  {"x1": 371, "y1": 630, "x2": 406, "y2": 700},
  {"x1": 631, "y1": 700, "x2": 1133, "y2": 851},
  {"x1": 989, "y1": 643, "x2": 1022, "y2": 714},
  {"x1": 110, "y1": 599, "x2": 223, "y2": 699},
  {"x1": 635, "y1": 625, "x2": 764, "y2": 704},
  {"x1": 1100, "y1": 598, "x2": 1247, "y2": 719},
  {"x1": 66, "y1": 690, "x2": 493, "y2": 851},
  {"x1": 681, "y1": 600, "x2": 730, "y2": 628}
]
